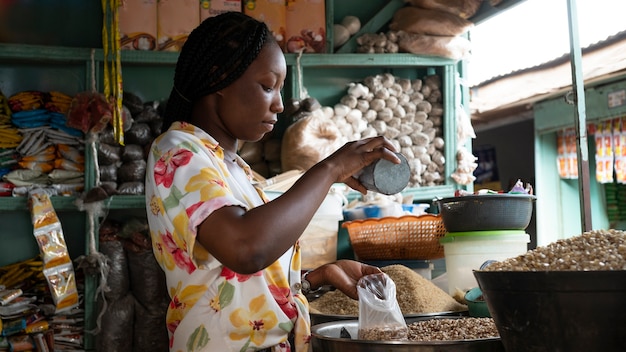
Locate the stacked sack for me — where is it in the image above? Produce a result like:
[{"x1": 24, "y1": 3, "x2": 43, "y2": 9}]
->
[
  {"x1": 356, "y1": 0, "x2": 481, "y2": 60},
  {"x1": 1, "y1": 90, "x2": 86, "y2": 197},
  {"x1": 96, "y1": 217, "x2": 169, "y2": 352},
  {"x1": 97, "y1": 92, "x2": 163, "y2": 195}
]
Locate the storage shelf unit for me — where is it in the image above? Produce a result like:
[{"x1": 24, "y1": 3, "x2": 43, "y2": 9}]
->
[
  {"x1": 0, "y1": 0, "x2": 503, "y2": 349},
  {"x1": 0, "y1": 42, "x2": 462, "y2": 352},
  {"x1": 0, "y1": 44, "x2": 463, "y2": 215}
]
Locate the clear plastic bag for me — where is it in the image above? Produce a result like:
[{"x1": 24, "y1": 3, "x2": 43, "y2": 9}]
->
[{"x1": 357, "y1": 272, "x2": 408, "y2": 341}]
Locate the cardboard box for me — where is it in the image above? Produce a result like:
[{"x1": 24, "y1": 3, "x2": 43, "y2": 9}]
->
[
  {"x1": 157, "y1": 0, "x2": 200, "y2": 51},
  {"x1": 119, "y1": 0, "x2": 158, "y2": 50},
  {"x1": 243, "y1": 0, "x2": 287, "y2": 51},
  {"x1": 200, "y1": 0, "x2": 242, "y2": 22},
  {"x1": 285, "y1": 0, "x2": 326, "y2": 53}
]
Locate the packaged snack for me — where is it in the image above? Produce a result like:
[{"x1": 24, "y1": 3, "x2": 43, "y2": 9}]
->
[{"x1": 28, "y1": 190, "x2": 79, "y2": 313}]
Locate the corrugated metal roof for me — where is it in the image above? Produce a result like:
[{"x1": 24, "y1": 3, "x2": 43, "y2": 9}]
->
[{"x1": 469, "y1": 30, "x2": 626, "y2": 131}]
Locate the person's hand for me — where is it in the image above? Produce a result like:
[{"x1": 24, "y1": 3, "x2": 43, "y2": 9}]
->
[
  {"x1": 312, "y1": 259, "x2": 382, "y2": 299},
  {"x1": 321, "y1": 136, "x2": 400, "y2": 194}
]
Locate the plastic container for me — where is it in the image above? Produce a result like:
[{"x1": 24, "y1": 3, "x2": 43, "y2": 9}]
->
[
  {"x1": 474, "y1": 270, "x2": 626, "y2": 352},
  {"x1": 401, "y1": 203, "x2": 430, "y2": 215},
  {"x1": 357, "y1": 152, "x2": 410, "y2": 195},
  {"x1": 436, "y1": 194, "x2": 536, "y2": 232},
  {"x1": 439, "y1": 231, "x2": 529, "y2": 295},
  {"x1": 343, "y1": 214, "x2": 446, "y2": 261},
  {"x1": 464, "y1": 286, "x2": 490, "y2": 318}
]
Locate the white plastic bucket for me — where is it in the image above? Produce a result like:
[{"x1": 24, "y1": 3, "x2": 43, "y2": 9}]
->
[{"x1": 440, "y1": 231, "x2": 530, "y2": 295}]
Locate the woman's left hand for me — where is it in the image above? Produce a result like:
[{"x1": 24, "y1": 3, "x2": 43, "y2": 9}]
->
[{"x1": 312, "y1": 260, "x2": 381, "y2": 299}]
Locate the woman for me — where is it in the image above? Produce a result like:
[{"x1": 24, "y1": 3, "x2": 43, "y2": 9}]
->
[{"x1": 145, "y1": 11, "x2": 401, "y2": 352}]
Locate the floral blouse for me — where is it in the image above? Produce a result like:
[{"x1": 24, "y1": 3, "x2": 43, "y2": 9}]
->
[{"x1": 145, "y1": 122, "x2": 311, "y2": 352}]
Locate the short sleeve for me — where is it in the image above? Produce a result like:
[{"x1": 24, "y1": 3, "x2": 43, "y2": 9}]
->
[{"x1": 147, "y1": 130, "x2": 247, "y2": 267}]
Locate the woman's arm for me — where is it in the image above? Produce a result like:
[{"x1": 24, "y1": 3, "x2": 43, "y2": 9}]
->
[{"x1": 197, "y1": 136, "x2": 399, "y2": 274}]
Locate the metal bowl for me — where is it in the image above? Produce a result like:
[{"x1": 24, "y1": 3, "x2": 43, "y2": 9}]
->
[
  {"x1": 311, "y1": 310, "x2": 468, "y2": 326},
  {"x1": 311, "y1": 316, "x2": 504, "y2": 352},
  {"x1": 436, "y1": 194, "x2": 536, "y2": 232}
]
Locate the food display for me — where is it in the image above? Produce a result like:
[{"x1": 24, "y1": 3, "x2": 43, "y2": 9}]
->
[
  {"x1": 360, "y1": 317, "x2": 500, "y2": 341},
  {"x1": 309, "y1": 264, "x2": 466, "y2": 316},
  {"x1": 406, "y1": 317, "x2": 498, "y2": 341},
  {"x1": 482, "y1": 229, "x2": 626, "y2": 271},
  {"x1": 475, "y1": 229, "x2": 626, "y2": 352}
]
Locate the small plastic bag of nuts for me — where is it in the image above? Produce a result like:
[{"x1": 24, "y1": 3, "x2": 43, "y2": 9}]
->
[{"x1": 357, "y1": 272, "x2": 408, "y2": 341}]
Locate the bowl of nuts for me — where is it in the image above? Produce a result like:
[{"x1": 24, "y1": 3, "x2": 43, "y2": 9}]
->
[
  {"x1": 311, "y1": 315, "x2": 503, "y2": 352},
  {"x1": 474, "y1": 229, "x2": 626, "y2": 352}
]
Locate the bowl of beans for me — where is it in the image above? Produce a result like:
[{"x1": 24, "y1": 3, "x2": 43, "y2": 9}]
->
[{"x1": 474, "y1": 229, "x2": 626, "y2": 352}]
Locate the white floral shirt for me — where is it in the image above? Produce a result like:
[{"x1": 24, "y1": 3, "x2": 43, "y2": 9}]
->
[{"x1": 145, "y1": 122, "x2": 311, "y2": 352}]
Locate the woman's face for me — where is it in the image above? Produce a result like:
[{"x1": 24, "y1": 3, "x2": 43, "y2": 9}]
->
[{"x1": 210, "y1": 40, "x2": 287, "y2": 144}]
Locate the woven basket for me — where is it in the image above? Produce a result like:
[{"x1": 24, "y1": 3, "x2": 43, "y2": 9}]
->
[{"x1": 342, "y1": 214, "x2": 447, "y2": 260}]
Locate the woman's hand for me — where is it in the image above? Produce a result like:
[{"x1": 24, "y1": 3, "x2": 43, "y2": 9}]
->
[
  {"x1": 321, "y1": 136, "x2": 400, "y2": 194},
  {"x1": 307, "y1": 260, "x2": 382, "y2": 299}
]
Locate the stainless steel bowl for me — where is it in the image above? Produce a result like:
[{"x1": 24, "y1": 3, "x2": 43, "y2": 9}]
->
[
  {"x1": 310, "y1": 310, "x2": 467, "y2": 326},
  {"x1": 311, "y1": 316, "x2": 504, "y2": 352}
]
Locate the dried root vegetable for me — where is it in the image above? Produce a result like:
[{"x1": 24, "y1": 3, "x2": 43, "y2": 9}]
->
[{"x1": 330, "y1": 73, "x2": 446, "y2": 187}]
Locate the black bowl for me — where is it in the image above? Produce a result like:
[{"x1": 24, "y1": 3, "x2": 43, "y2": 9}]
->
[
  {"x1": 436, "y1": 194, "x2": 536, "y2": 232},
  {"x1": 473, "y1": 270, "x2": 626, "y2": 352}
]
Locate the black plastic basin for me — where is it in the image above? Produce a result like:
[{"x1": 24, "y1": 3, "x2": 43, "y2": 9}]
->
[{"x1": 473, "y1": 270, "x2": 626, "y2": 352}]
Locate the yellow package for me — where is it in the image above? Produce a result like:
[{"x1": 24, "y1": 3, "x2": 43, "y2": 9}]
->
[
  {"x1": 244, "y1": 0, "x2": 287, "y2": 51},
  {"x1": 119, "y1": 0, "x2": 158, "y2": 50},
  {"x1": 200, "y1": 0, "x2": 242, "y2": 21},
  {"x1": 28, "y1": 190, "x2": 79, "y2": 314},
  {"x1": 157, "y1": 0, "x2": 200, "y2": 51},
  {"x1": 44, "y1": 263, "x2": 79, "y2": 313},
  {"x1": 285, "y1": 0, "x2": 326, "y2": 53}
]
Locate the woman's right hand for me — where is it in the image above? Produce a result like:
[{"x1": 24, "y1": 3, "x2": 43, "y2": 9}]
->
[{"x1": 322, "y1": 136, "x2": 401, "y2": 194}]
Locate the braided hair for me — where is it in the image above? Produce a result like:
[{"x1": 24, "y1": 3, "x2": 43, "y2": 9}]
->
[{"x1": 162, "y1": 12, "x2": 271, "y2": 130}]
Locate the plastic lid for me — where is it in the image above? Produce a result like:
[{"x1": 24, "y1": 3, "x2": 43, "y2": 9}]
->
[
  {"x1": 445, "y1": 230, "x2": 527, "y2": 237},
  {"x1": 440, "y1": 232, "x2": 529, "y2": 244},
  {"x1": 358, "y1": 152, "x2": 410, "y2": 195}
]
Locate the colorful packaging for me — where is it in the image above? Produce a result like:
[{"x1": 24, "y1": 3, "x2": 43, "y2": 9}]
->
[
  {"x1": 29, "y1": 190, "x2": 79, "y2": 314},
  {"x1": 285, "y1": 0, "x2": 326, "y2": 53},
  {"x1": 243, "y1": 0, "x2": 287, "y2": 51},
  {"x1": 157, "y1": 0, "x2": 200, "y2": 52},
  {"x1": 119, "y1": 0, "x2": 158, "y2": 50},
  {"x1": 200, "y1": 0, "x2": 242, "y2": 22}
]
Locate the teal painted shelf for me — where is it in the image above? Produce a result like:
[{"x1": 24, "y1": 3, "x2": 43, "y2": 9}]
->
[{"x1": 0, "y1": 196, "x2": 79, "y2": 211}]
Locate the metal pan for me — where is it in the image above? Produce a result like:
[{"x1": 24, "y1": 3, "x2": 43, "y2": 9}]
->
[
  {"x1": 310, "y1": 310, "x2": 468, "y2": 326},
  {"x1": 311, "y1": 316, "x2": 504, "y2": 352}
]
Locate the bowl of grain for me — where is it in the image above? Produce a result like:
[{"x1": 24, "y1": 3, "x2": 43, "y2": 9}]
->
[
  {"x1": 474, "y1": 229, "x2": 626, "y2": 352},
  {"x1": 308, "y1": 264, "x2": 467, "y2": 326},
  {"x1": 311, "y1": 316, "x2": 504, "y2": 352}
]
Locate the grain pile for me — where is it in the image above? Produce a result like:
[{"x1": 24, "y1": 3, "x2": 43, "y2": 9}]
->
[
  {"x1": 407, "y1": 317, "x2": 499, "y2": 341},
  {"x1": 484, "y1": 229, "x2": 626, "y2": 271},
  {"x1": 309, "y1": 264, "x2": 467, "y2": 316}
]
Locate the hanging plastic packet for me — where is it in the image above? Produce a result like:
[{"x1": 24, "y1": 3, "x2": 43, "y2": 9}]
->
[
  {"x1": 357, "y1": 272, "x2": 408, "y2": 341},
  {"x1": 29, "y1": 189, "x2": 79, "y2": 314}
]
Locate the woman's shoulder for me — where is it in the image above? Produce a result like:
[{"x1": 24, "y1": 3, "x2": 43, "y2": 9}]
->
[{"x1": 154, "y1": 123, "x2": 218, "y2": 151}]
